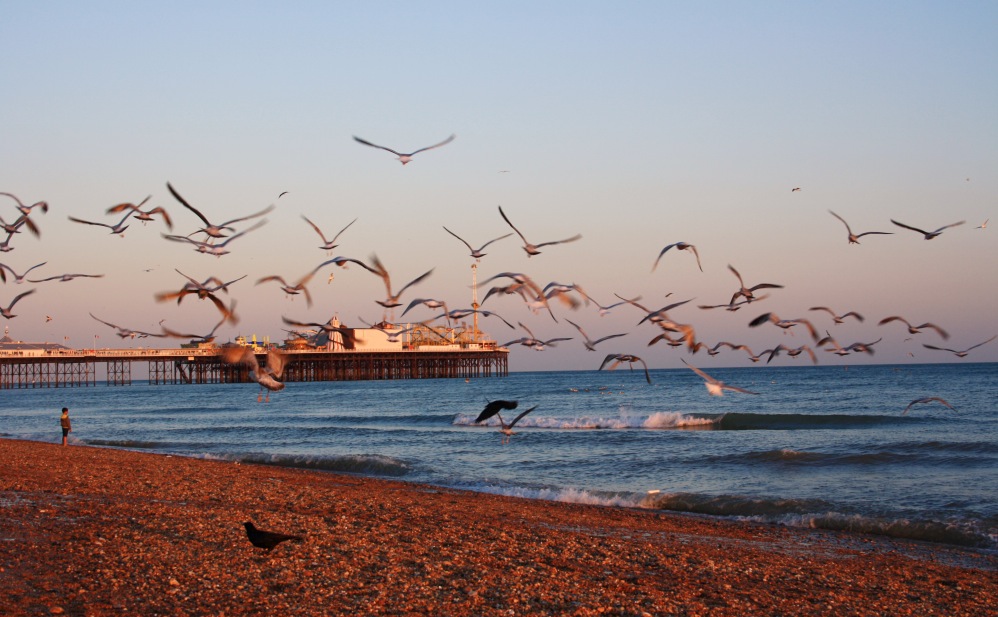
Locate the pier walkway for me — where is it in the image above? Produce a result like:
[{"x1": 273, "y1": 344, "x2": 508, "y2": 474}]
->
[{"x1": 0, "y1": 347, "x2": 508, "y2": 389}]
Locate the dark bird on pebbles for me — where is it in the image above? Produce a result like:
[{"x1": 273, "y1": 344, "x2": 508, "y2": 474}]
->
[{"x1": 243, "y1": 521, "x2": 303, "y2": 551}]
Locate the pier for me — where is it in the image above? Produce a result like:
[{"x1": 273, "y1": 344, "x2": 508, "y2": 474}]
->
[{"x1": 0, "y1": 347, "x2": 508, "y2": 389}]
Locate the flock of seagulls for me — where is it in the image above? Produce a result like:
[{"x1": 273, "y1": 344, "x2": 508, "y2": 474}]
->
[{"x1": 2, "y1": 134, "x2": 991, "y2": 426}]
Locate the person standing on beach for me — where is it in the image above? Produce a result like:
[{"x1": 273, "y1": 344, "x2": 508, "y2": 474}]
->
[{"x1": 60, "y1": 407, "x2": 71, "y2": 446}]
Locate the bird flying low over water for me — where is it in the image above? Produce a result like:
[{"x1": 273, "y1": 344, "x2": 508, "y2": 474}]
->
[
  {"x1": 682, "y1": 359, "x2": 759, "y2": 396},
  {"x1": 565, "y1": 318, "x2": 627, "y2": 351},
  {"x1": 599, "y1": 353, "x2": 652, "y2": 384},
  {"x1": 652, "y1": 242, "x2": 702, "y2": 272},
  {"x1": 827, "y1": 211, "x2": 893, "y2": 244},
  {"x1": 222, "y1": 347, "x2": 291, "y2": 402},
  {"x1": 498, "y1": 205, "x2": 582, "y2": 257},
  {"x1": 890, "y1": 219, "x2": 965, "y2": 240},
  {"x1": 922, "y1": 335, "x2": 996, "y2": 358},
  {"x1": 475, "y1": 399, "x2": 519, "y2": 424},
  {"x1": 243, "y1": 521, "x2": 303, "y2": 551},
  {"x1": 353, "y1": 134, "x2": 455, "y2": 165},
  {"x1": 902, "y1": 397, "x2": 956, "y2": 415}
]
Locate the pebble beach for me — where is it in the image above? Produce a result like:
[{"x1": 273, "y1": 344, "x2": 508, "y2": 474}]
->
[{"x1": 2, "y1": 438, "x2": 995, "y2": 616}]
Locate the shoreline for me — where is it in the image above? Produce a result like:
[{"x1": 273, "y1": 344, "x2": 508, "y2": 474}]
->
[{"x1": 2, "y1": 438, "x2": 995, "y2": 616}]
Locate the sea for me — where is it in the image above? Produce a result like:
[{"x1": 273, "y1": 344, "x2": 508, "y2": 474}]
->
[{"x1": 2, "y1": 362, "x2": 996, "y2": 552}]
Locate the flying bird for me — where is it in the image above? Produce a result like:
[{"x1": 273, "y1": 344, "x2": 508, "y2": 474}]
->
[
  {"x1": 68, "y1": 210, "x2": 133, "y2": 236},
  {"x1": 498, "y1": 205, "x2": 581, "y2": 257},
  {"x1": 809, "y1": 306, "x2": 864, "y2": 324},
  {"x1": 599, "y1": 353, "x2": 652, "y2": 384},
  {"x1": 749, "y1": 313, "x2": 820, "y2": 341},
  {"x1": 0, "y1": 261, "x2": 46, "y2": 284},
  {"x1": 302, "y1": 215, "x2": 357, "y2": 253},
  {"x1": 107, "y1": 196, "x2": 173, "y2": 229},
  {"x1": 922, "y1": 335, "x2": 996, "y2": 358},
  {"x1": 496, "y1": 405, "x2": 537, "y2": 444},
  {"x1": 890, "y1": 219, "x2": 965, "y2": 240},
  {"x1": 89, "y1": 312, "x2": 165, "y2": 339},
  {"x1": 878, "y1": 316, "x2": 949, "y2": 339},
  {"x1": 160, "y1": 312, "x2": 232, "y2": 346},
  {"x1": 161, "y1": 219, "x2": 267, "y2": 257},
  {"x1": 828, "y1": 211, "x2": 893, "y2": 244},
  {"x1": 902, "y1": 397, "x2": 956, "y2": 415},
  {"x1": 564, "y1": 318, "x2": 627, "y2": 351},
  {"x1": 222, "y1": 347, "x2": 291, "y2": 402},
  {"x1": 727, "y1": 264, "x2": 783, "y2": 305},
  {"x1": 243, "y1": 521, "x2": 303, "y2": 551},
  {"x1": 975, "y1": 218, "x2": 988, "y2": 229},
  {"x1": 474, "y1": 399, "x2": 519, "y2": 424},
  {"x1": 353, "y1": 134, "x2": 455, "y2": 165},
  {"x1": 1, "y1": 289, "x2": 36, "y2": 319},
  {"x1": 0, "y1": 192, "x2": 49, "y2": 216},
  {"x1": 681, "y1": 359, "x2": 759, "y2": 396},
  {"x1": 442, "y1": 226, "x2": 512, "y2": 260},
  {"x1": 167, "y1": 182, "x2": 273, "y2": 239},
  {"x1": 27, "y1": 273, "x2": 104, "y2": 283},
  {"x1": 652, "y1": 242, "x2": 702, "y2": 272},
  {"x1": 367, "y1": 254, "x2": 434, "y2": 309}
]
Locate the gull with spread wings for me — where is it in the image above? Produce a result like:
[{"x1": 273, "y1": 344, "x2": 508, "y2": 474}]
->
[
  {"x1": 890, "y1": 218, "x2": 965, "y2": 240},
  {"x1": 353, "y1": 134, "x2": 455, "y2": 165},
  {"x1": 498, "y1": 205, "x2": 581, "y2": 257},
  {"x1": 828, "y1": 210, "x2": 892, "y2": 244},
  {"x1": 682, "y1": 359, "x2": 759, "y2": 396}
]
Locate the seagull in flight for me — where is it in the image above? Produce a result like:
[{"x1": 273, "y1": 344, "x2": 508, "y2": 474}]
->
[
  {"x1": 442, "y1": 226, "x2": 512, "y2": 260},
  {"x1": 599, "y1": 353, "x2": 652, "y2": 384},
  {"x1": 161, "y1": 219, "x2": 267, "y2": 257},
  {"x1": 652, "y1": 242, "x2": 702, "y2": 272},
  {"x1": 167, "y1": 182, "x2": 273, "y2": 239},
  {"x1": 498, "y1": 205, "x2": 582, "y2": 257},
  {"x1": 474, "y1": 400, "x2": 536, "y2": 443},
  {"x1": 68, "y1": 210, "x2": 133, "y2": 236},
  {"x1": 221, "y1": 347, "x2": 291, "y2": 402},
  {"x1": 879, "y1": 316, "x2": 949, "y2": 339},
  {"x1": 902, "y1": 396, "x2": 956, "y2": 415},
  {"x1": 565, "y1": 318, "x2": 627, "y2": 351},
  {"x1": 107, "y1": 196, "x2": 173, "y2": 230},
  {"x1": 27, "y1": 273, "x2": 104, "y2": 283},
  {"x1": 2, "y1": 289, "x2": 36, "y2": 319},
  {"x1": 1, "y1": 192, "x2": 49, "y2": 216},
  {"x1": 975, "y1": 218, "x2": 988, "y2": 229},
  {"x1": 809, "y1": 306, "x2": 864, "y2": 324},
  {"x1": 727, "y1": 264, "x2": 783, "y2": 305},
  {"x1": 89, "y1": 312, "x2": 165, "y2": 339},
  {"x1": 367, "y1": 254, "x2": 434, "y2": 309},
  {"x1": 890, "y1": 219, "x2": 965, "y2": 240},
  {"x1": 749, "y1": 312, "x2": 820, "y2": 341},
  {"x1": 682, "y1": 359, "x2": 759, "y2": 396},
  {"x1": 922, "y1": 335, "x2": 996, "y2": 358},
  {"x1": 828, "y1": 211, "x2": 893, "y2": 244},
  {"x1": 302, "y1": 216, "x2": 357, "y2": 253},
  {"x1": 353, "y1": 134, "x2": 455, "y2": 165},
  {"x1": 0, "y1": 262, "x2": 46, "y2": 284}
]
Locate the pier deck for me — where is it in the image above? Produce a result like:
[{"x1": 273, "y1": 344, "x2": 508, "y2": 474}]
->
[{"x1": 0, "y1": 347, "x2": 508, "y2": 388}]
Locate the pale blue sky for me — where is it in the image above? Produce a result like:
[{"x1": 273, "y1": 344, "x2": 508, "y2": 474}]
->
[{"x1": 2, "y1": 2, "x2": 996, "y2": 370}]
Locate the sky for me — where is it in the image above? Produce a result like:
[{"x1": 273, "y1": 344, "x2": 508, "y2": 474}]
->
[{"x1": 2, "y1": 2, "x2": 996, "y2": 371}]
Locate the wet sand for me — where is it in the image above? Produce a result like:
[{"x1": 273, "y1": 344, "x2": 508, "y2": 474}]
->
[{"x1": 1, "y1": 438, "x2": 995, "y2": 616}]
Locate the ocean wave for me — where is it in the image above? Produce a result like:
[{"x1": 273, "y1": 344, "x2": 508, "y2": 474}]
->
[
  {"x1": 640, "y1": 491, "x2": 996, "y2": 549},
  {"x1": 451, "y1": 411, "x2": 718, "y2": 430},
  {"x1": 84, "y1": 439, "x2": 165, "y2": 450},
  {"x1": 200, "y1": 452, "x2": 412, "y2": 477}
]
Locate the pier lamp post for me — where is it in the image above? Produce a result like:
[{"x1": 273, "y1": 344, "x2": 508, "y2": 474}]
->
[{"x1": 93, "y1": 334, "x2": 99, "y2": 353}]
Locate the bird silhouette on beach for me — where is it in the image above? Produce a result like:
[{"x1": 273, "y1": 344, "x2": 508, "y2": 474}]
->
[
  {"x1": 243, "y1": 521, "x2": 303, "y2": 551},
  {"x1": 353, "y1": 134, "x2": 455, "y2": 165},
  {"x1": 890, "y1": 219, "x2": 965, "y2": 240},
  {"x1": 498, "y1": 205, "x2": 582, "y2": 257}
]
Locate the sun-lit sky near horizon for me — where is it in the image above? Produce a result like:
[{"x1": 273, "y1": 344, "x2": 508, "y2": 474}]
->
[{"x1": 2, "y1": 2, "x2": 996, "y2": 371}]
